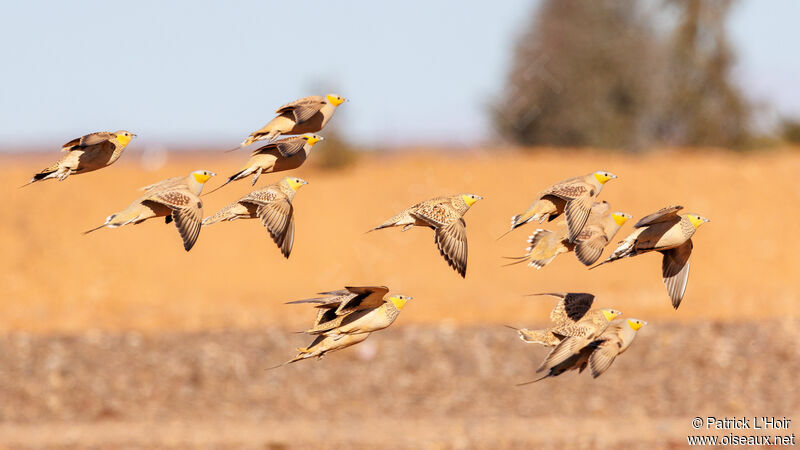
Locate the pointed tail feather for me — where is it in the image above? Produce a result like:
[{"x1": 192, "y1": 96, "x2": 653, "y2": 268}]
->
[
  {"x1": 516, "y1": 374, "x2": 550, "y2": 386},
  {"x1": 83, "y1": 223, "x2": 108, "y2": 234},
  {"x1": 202, "y1": 172, "x2": 243, "y2": 196}
]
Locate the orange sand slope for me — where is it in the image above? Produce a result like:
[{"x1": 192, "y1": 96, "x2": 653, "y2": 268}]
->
[{"x1": 3, "y1": 149, "x2": 798, "y2": 331}]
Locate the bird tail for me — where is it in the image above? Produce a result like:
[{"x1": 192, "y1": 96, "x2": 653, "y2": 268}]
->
[
  {"x1": 201, "y1": 204, "x2": 237, "y2": 226},
  {"x1": 83, "y1": 214, "x2": 115, "y2": 235},
  {"x1": 202, "y1": 170, "x2": 246, "y2": 196},
  {"x1": 516, "y1": 373, "x2": 550, "y2": 386},
  {"x1": 589, "y1": 241, "x2": 634, "y2": 270},
  {"x1": 21, "y1": 169, "x2": 58, "y2": 187}
]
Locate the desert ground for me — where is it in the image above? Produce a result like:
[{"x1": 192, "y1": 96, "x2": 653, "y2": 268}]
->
[{"x1": 1, "y1": 148, "x2": 799, "y2": 448}]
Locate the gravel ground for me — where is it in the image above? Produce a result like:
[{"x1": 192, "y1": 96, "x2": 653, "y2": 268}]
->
[{"x1": 0, "y1": 321, "x2": 797, "y2": 448}]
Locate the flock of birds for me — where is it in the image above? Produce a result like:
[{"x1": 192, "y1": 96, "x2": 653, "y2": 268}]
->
[{"x1": 22, "y1": 93, "x2": 710, "y2": 383}]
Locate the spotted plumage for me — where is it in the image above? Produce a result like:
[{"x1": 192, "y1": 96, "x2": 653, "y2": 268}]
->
[
  {"x1": 592, "y1": 205, "x2": 710, "y2": 309},
  {"x1": 504, "y1": 171, "x2": 617, "y2": 242},
  {"x1": 518, "y1": 318, "x2": 647, "y2": 384},
  {"x1": 370, "y1": 193, "x2": 483, "y2": 277},
  {"x1": 203, "y1": 177, "x2": 307, "y2": 258},
  {"x1": 84, "y1": 170, "x2": 215, "y2": 251}
]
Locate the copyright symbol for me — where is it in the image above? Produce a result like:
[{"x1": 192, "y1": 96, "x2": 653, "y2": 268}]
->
[{"x1": 692, "y1": 417, "x2": 703, "y2": 429}]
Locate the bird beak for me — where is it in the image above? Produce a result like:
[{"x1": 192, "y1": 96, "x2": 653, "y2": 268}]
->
[
  {"x1": 132, "y1": 134, "x2": 138, "y2": 138},
  {"x1": 302, "y1": 180, "x2": 309, "y2": 185},
  {"x1": 318, "y1": 136, "x2": 325, "y2": 141},
  {"x1": 209, "y1": 172, "x2": 217, "y2": 177}
]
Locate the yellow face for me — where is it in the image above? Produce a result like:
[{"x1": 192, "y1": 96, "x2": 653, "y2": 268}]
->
[
  {"x1": 326, "y1": 94, "x2": 346, "y2": 106},
  {"x1": 627, "y1": 318, "x2": 647, "y2": 331},
  {"x1": 461, "y1": 194, "x2": 483, "y2": 207},
  {"x1": 611, "y1": 212, "x2": 632, "y2": 226},
  {"x1": 114, "y1": 130, "x2": 135, "y2": 147},
  {"x1": 389, "y1": 295, "x2": 412, "y2": 309},
  {"x1": 601, "y1": 308, "x2": 621, "y2": 321},
  {"x1": 593, "y1": 171, "x2": 617, "y2": 184},
  {"x1": 286, "y1": 177, "x2": 308, "y2": 191},
  {"x1": 687, "y1": 214, "x2": 710, "y2": 228},
  {"x1": 192, "y1": 170, "x2": 215, "y2": 184},
  {"x1": 303, "y1": 134, "x2": 324, "y2": 146}
]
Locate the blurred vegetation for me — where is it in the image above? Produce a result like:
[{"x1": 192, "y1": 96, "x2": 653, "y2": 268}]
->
[
  {"x1": 311, "y1": 128, "x2": 359, "y2": 170},
  {"x1": 781, "y1": 118, "x2": 800, "y2": 144},
  {"x1": 493, "y1": 0, "x2": 757, "y2": 151}
]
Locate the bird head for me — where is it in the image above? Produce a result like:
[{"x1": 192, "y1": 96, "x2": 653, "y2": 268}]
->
[
  {"x1": 460, "y1": 194, "x2": 483, "y2": 207},
  {"x1": 114, "y1": 130, "x2": 136, "y2": 146},
  {"x1": 191, "y1": 170, "x2": 216, "y2": 184},
  {"x1": 611, "y1": 212, "x2": 632, "y2": 226},
  {"x1": 302, "y1": 134, "x2": 324, "y2": 146},
  {"x1": 388, "y1": 294, "x2": 412, "y2": 310},
  {"x1": 326, "y1": 94, "x2": 347, "y2": 106},
  {"x1": 593, "y1": 171, "x2": 618, "y2": 184},
  {"x1": 626, "y1": 318, "x2": 648, "y2": 331},
  {"x1": 601, "y1": 308, "x2": 622, "y2": 321},
  {"x1": 286, "y1": 177, "x2": 308, "y2": 191},
  {"x1": 687, "y1": 214, "x2": 710, "y2": 229}
]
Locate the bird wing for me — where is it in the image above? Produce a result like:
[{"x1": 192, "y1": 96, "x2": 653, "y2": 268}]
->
[
  {"x1": 274, "y1": 137, "x2": 308, "y2": 157},
  {"x1": 634, "y1": 205, "x2": 683, "y2": 228},
  {"x1": 287, "y1": 286, "x2": 389, "y2": 315},
  {"x1": 541, "y1": 177, "x2": 589, "y2": 200},
  {"x1": 275, "y1": 96, "x2": 325, "y2": 124},
  {"x1": 240, "y1": 187, "x2": 282, "y2": 205},
  {"x1": 660, "y1": 239, "x2": 693, "y2": 309},
  {"x1": 537, "y1": 335, "x2": 591, "y2": 372},
  {"x1": 563, "y1": 192, "x2": 594, "y2": 242},
  {"x1": 574, "y1": 226, "x2": 609, "y2": 266},
  {"x1": 138, "y1": 176, "x2": 184, "y2": 192},
  {"x1": 410, "y1": 201, "x2": 459, "y2": 227},
  {"x1": 587, "y1": 322, "x2": 627, "y2": 377},
  {"x1": 255, "y1": 199, "x2": 294, "y2": 257},
  {"x1": 62, "y1": 132, "x2": 113, "y2": 151},
  {"x1": 148, "y1": 189, "x2": 203, "y2": 251},
  {"x1": 549, "y1": 293, "x2": 596, "y2": 324},
  {"x1": 432, "y1": 218, "x2": 468, "y2": 277}
]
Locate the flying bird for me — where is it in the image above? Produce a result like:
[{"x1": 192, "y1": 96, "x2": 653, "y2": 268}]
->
[
  {"x1": 592, "y1": 205, "x2": 710, "y2": 309},
  {"x1": 209, "y1": 134, "x2": 323, "y2": 194},
  {"x1": 534, "y1": 300, "x2": 622, "y2": 375},
  {"x1": 202, "y1": 177, "x2": 308, "y2": 258},
  {"x1": 504, "y1": 171, "x2": 617, "y2": 242},
  {"x1": 25, "y1": 131, "x2": 135, "y2": 185},
  {"x1": 270, "y1": 286, "x2": 411, "y2": 368},
  {"x1": 518, "y1": 318, "x2": 647, "y2": 385},
  {"x1": 84, "y1": 170, "x2": 215, "y2": 251},
  {"x1": 505, "y1": 202, "x2": 632, "y2": 269},
  {"x1": 369, "y1": 194, "x2": 483, "y2": 278},
  {"x1": 234, "y1": 94, "x2": 346, "y2": 148},
  {"x1": 507, "y1": 292, "x2": 619, "y2": 347}
]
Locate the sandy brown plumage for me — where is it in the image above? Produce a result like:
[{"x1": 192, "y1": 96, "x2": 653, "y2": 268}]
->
[
  {"x1": 84, "y1": 170, "x2": 215, "y2": 251},
  {"x1": 592, "y1": 205, "x2": 710, "y2": 309},
  {"x1": 518, "y1": 318, "x2": 646, "y2": 384},
  {"x1": 25, "y1": 131, "x2": 135, "y2": 185},
  {"x1": 505, "y1": 171, "x2": 617, "y2": 242},
  {"x1": 210, "y1": 135, "x2": 323, "y2": 194},
  {"x1": 234, "y1": 94, "x2": 345, "y2": 147},
  {"x1": 510, "y1": 293, "x2": 603, "y2": 346},
  {"x1": 203, "y1": 177, "x2": 306, "y2": 258},
  {"x1": 370, "y1": 194, "x2": 482, "y2": 278},
  {"x1": 271, "y1": 286, "x2": 410, "y2": 368}
]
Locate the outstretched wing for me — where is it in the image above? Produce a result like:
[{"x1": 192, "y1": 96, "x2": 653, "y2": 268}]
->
[
  {"x1": 543, "y1": 293, "x2": 595, "y2": 324},
  {"x1": 433, "y1": 218, "x2": 468, "y2": 277},
  {"x1": 634, "y1": 205, "x2": 683, "y2": 228},
  {"x1": 256, "y1": 199, "x2": 294, "y2": 258},
  {"x1": 660, "y1": 239, "x2": 693, "y2": 309},
  {"x1": 148, "y1": 189, "x2": 203, "y2": 251}
]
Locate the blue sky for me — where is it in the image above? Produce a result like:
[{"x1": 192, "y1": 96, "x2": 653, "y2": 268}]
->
[{"x1": 0, "y1": 0, "x2": 797, "y2": 149}]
